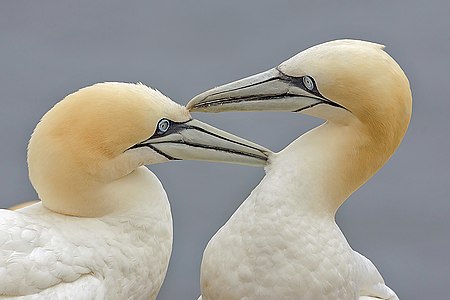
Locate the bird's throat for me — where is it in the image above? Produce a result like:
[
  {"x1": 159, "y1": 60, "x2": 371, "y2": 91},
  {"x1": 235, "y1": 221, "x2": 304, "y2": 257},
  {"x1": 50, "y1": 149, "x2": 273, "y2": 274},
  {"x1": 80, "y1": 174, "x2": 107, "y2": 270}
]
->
[{"x1": 266, "y1": 122, "x2": 391, "y2": 215}]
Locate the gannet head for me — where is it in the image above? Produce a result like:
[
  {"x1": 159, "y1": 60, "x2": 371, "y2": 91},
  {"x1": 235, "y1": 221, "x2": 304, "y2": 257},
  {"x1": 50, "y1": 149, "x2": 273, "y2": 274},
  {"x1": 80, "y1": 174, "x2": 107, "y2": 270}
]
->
[
  {"x1": 187, "y1": 40, "x2": 412, "y2": 207},
  {"x1": 188, "y1": 39, "x2": 412, "y2": 149},
  {"x1": 28, "y1": 82, "x2": 270, "y2": 216}
]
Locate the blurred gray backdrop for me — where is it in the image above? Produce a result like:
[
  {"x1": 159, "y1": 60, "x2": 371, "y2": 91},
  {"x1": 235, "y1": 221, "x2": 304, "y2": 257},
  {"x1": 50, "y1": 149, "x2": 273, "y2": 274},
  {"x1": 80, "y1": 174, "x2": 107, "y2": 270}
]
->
[{"x1": 1, "y1": 1, "x2": 449, "y2": 299}]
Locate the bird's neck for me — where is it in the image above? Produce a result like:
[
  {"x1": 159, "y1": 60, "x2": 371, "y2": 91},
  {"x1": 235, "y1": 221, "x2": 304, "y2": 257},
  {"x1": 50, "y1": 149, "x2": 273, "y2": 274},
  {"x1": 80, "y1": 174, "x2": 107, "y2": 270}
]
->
[
  {"x1": 37, "y1": 167, "x2": 167, "y2": 218},
  {"x1": 265, "y1": 121, "x2": 394, "y2": 215}
]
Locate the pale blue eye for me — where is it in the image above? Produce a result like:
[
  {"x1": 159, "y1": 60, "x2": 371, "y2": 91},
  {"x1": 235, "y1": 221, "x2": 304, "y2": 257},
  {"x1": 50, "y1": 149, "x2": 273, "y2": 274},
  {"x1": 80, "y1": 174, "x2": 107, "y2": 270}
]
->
[
  {"x1": 303, "y1": 76, "x2": 314, "y2": 91},
  {"x1": 158, "y1": 119, "x2": 170, "y2": 133}
]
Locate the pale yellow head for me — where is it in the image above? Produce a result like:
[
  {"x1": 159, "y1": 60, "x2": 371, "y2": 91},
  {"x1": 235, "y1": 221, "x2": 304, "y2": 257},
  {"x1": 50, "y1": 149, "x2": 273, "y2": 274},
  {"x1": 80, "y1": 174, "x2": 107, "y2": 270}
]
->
[
  {"x1": 27, "y1": 83, "x2": 186, "y2": 215},
  {"x1": 187, "y1": 39, "x2": 412, "y2": 209},
  {"x1": 278, "y1": 40, "x2": 412, "y2": 147},
  {"x1": 189, "y1": 39, "x2": 412, "y2": 158},
  {"x1": 28, "y1": 82, "x2": 269, "y2": 216},
  {"x1": 190, "y1": 39, "x2": 412, "y2": 146}
]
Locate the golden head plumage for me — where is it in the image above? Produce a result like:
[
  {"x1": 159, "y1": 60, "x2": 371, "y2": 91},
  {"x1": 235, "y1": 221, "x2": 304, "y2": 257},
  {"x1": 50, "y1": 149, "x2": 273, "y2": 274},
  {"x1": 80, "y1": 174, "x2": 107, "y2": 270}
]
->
[
  {"x1": 188, "y1": 39, "x2": 412, "y2": 208},
  {"x1": 279, "y1": 40, "x2": 412, "y2": 149},
  {"x1": 27, "y1": 83, "x2": 189, "y2": 215},
  {"x1": 28, "y1": 82, "x2": 269, "y2": 216}
]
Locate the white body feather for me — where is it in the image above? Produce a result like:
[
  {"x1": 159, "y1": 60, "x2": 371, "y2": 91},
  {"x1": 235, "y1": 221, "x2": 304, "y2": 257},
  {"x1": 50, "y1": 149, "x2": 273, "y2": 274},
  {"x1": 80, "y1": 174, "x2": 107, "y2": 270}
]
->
[
  {"x1": 0, "y1": 167, "x2": 172, "y2": 300},
  {"x1": 200, "y1": 125, "x2": 399, "y2": 300}
]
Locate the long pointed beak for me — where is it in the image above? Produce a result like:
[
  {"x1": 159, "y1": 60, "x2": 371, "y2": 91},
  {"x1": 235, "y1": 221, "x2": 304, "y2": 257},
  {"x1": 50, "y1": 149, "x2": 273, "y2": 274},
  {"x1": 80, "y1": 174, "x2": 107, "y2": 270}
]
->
[
  {"x1": 132, "y1": 119, "x2": 271, "y2": 167},
  {"x1": 187, "y1": 68, "x2": 344, "y2": 113}
]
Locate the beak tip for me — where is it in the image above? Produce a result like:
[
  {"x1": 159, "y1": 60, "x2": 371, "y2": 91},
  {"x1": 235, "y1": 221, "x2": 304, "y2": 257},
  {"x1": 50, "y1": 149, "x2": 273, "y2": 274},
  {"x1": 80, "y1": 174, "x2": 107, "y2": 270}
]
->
[
  {"x1": 186, "y1": 94, "x2": 206, "y2": 111},
  {"x1": 186, "y1": 102, "x2": 195, "y2": 111},
  {"x1": 187, "y1": 106, "x2": 203, "y2": 113}
]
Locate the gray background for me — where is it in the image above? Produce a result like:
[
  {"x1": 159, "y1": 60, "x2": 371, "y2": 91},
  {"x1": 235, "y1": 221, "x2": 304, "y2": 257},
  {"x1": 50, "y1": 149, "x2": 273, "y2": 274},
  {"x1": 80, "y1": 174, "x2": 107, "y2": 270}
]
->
[{"x1": 1, "y1": 1, "x2": 449, "y2": 299}]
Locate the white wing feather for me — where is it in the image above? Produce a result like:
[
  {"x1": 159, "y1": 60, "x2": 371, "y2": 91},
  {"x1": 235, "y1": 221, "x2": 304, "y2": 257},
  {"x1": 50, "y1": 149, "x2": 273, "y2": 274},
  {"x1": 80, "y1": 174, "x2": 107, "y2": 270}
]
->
[
  {"x1": 0, "y1": 275, "x2": 105, "y2": 299},
  {"x1": 354, "y1": 251, "x2": 399, "y2": 300},
  {"x1": 0, "y1": 208, "x2": 94, "y2": 297},
  {"x1": 1, "y1": 199, "x2": 172, "y2": 300}
]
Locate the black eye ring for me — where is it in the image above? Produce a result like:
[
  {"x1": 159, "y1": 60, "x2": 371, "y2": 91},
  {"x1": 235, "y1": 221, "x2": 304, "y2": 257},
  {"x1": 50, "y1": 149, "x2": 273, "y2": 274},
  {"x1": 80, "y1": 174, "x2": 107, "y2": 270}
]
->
[
  {"x1": 303, "y1": 76, "x2": 315, "y2": 91},
  {"x1": 157, "y1": 119, "x2": 170, "y2": 133}
]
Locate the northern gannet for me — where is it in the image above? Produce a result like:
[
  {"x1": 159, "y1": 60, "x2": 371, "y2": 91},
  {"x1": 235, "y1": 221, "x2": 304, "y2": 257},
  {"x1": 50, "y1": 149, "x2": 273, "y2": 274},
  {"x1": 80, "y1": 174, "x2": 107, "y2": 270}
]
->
[
  {"x1": 188, "y1": 40, "x2": 411, "y2": 300},
  {"x1": 0, "y1": 82, "x2": 269, "y2": 299}
]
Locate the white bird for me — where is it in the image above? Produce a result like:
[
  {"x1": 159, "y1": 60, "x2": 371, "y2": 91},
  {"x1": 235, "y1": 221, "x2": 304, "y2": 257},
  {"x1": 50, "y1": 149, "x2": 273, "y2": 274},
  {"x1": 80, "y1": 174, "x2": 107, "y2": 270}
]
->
[
  {"x1": 188, "y1": 40, "x2": 411, "y2": 300},
  {"x1": 0, "y1": 82, "x2": 269, "y2": 299}
]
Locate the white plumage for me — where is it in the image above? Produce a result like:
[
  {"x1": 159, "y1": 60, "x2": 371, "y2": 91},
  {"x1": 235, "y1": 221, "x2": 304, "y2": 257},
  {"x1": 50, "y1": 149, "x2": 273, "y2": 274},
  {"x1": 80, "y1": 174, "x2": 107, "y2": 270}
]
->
[{"x1": 1, "y1": 169, "x2": 171, "y2": 299}]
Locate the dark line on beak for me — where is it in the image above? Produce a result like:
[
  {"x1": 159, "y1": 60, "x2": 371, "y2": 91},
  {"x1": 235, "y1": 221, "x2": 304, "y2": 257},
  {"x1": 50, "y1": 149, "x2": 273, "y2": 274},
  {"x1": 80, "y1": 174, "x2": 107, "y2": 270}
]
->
[
  {"x1": 128, "y1": 119, "x2": 269, "y2": 160},
  {"x1": 147, "y1": 144, "x2": 180, "y2": 161},
  {"x1": 182, "y1": 123, "x2": 269, "y2": 155},
  {"x1": 191, "y1": 68, "x2": 349, "y2": 112},
  {"x1": 129, "y1": 143, "x2": 180, "y2": 161},
  {"x1": 291, "y1": 99, "x2": 345, "y2": 112},
  {"x1": 154, "y1": 140, "x2": 268, "y2": 161},
  {"x1": 292, "y1": 102, "x2": 322, "y2": 112},
  {"x1": 192, "y1": 93, "x2": 326, "y2": 109},
  {"x1": 201, "y1": 76, "x2": 282, "y2": 101}
]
